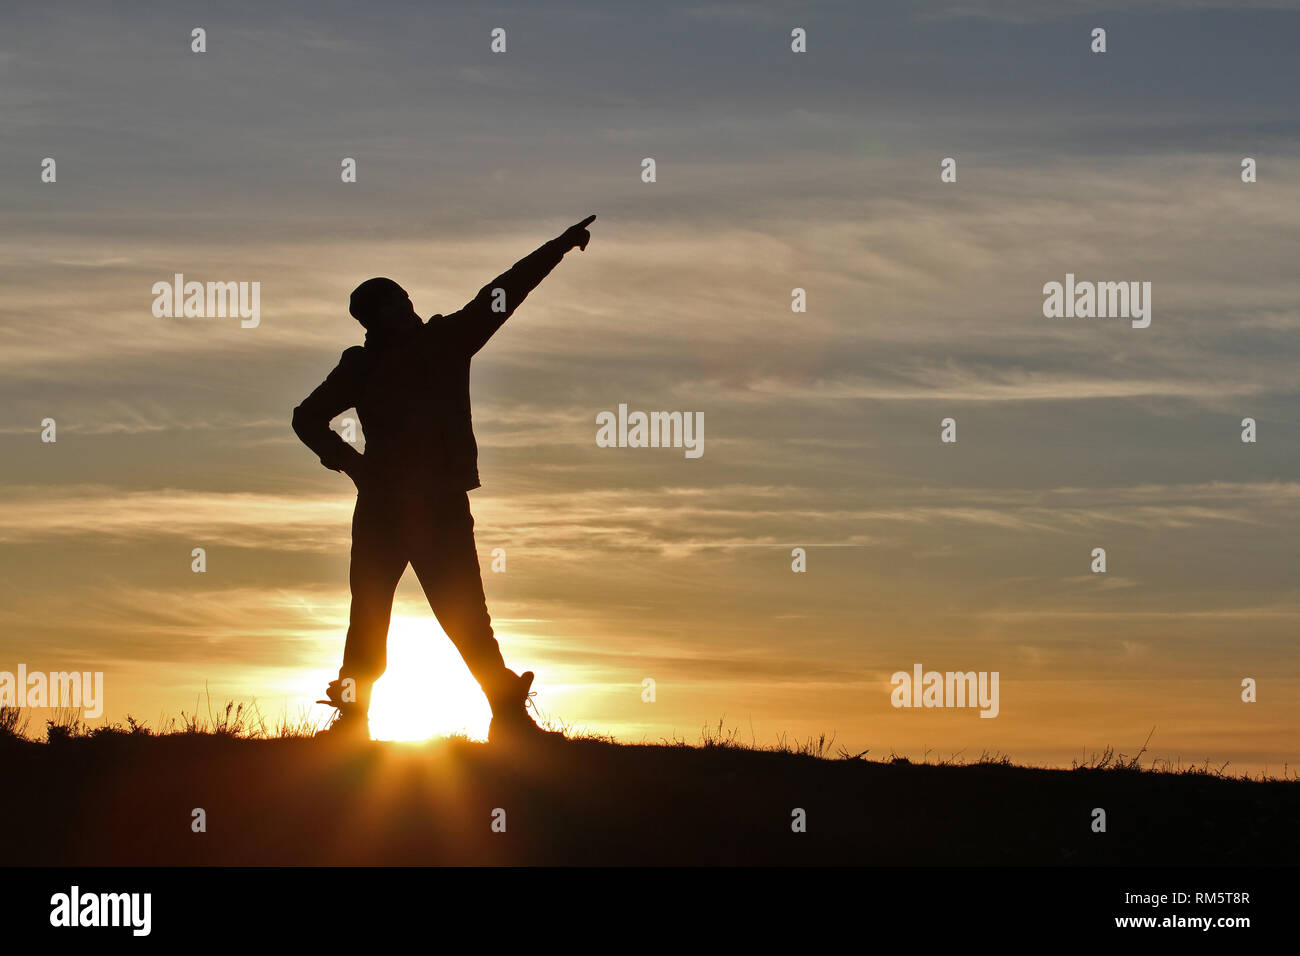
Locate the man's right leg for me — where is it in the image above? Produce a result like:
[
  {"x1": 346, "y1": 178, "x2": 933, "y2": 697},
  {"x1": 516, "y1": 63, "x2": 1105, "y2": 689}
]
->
[{"x1": 334, "y1": 492, "x2": 409, "y2": 722}]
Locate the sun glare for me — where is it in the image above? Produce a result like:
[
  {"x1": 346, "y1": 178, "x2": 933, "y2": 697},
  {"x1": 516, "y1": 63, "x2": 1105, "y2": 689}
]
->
[{"x1": 366, "y1": 616, "x2": 493, "y2": 742}]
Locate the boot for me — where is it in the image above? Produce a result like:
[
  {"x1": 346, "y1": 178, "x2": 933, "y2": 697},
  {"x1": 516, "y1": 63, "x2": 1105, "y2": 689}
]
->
[
  {"x1": 315, "y1": 706, "x2": 371, "y2": 742},
  {"x1": 488, "y1": 669, "x2": 565, "y2": 744},
  {"x1": 315, "y1": 678, "x2": 371, "y2": 742}
]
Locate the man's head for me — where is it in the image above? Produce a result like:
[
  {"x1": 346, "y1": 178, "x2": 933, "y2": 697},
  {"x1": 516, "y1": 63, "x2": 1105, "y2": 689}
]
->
[{"x1": 349, "y1": 277, "x2": 420, "y2": 332}]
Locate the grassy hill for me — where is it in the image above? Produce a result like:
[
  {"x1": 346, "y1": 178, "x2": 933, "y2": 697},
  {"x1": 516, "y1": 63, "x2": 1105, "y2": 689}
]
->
[{"x1": 2, "y1": 707, "x2": 1296, "y2": 866}]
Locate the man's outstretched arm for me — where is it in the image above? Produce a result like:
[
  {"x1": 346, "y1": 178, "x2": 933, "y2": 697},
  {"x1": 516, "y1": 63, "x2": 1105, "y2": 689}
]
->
[
  {"x1": 448, "y1": 215, "x2": 595, "y2": 355},
  {"x1": 292, "y1": 347, "x2": 366, "y2": 480}
]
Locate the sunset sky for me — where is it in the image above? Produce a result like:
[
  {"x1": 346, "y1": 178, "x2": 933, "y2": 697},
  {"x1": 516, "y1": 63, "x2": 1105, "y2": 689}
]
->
[{"x1": 2, "y1": 0, "x2": 1298, "y2": 771}]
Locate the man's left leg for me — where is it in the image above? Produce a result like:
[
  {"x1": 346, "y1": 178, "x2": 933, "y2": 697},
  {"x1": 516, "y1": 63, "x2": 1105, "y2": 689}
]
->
[{"x1": 409, "y1": 491, "x2": 561, "y2": 741}]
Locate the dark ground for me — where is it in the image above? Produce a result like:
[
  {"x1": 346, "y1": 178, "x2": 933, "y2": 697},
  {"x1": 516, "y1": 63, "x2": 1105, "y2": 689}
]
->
[{"x1": 2, "y1": 732, "x2": 1296, "y2": 865}]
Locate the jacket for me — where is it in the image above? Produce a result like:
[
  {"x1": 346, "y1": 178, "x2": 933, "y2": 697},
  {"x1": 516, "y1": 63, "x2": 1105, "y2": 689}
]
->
[{"x1": 292, "y1": 237, "x2": 568, "y2": 493}]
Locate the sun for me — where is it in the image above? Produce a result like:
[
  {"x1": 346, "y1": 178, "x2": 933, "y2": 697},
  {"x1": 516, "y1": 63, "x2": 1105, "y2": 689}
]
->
[{"x1": 365, "y1": 616, "x2": 493, "y2": 742}]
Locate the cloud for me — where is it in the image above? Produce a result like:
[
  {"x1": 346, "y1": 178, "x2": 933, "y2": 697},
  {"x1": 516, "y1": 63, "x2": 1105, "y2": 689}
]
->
[
  {"x1": 925, "y1": 0, "x2": 1300, "y2": 21},
  {"x1": 1, "y1": 480, "x2": 1293, "y2": 557},
  {"x1": 0, "y1": 486, "x2": 352, "y2": 551}
]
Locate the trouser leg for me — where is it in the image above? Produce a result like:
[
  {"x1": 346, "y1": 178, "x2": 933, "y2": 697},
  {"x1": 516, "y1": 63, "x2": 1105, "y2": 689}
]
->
[
  {"x1": 408, "y1": 492, "x2": 513, "y2": 707},
  {"x1": 339, "y1": 493, "x2": 409, "y2": 714}
]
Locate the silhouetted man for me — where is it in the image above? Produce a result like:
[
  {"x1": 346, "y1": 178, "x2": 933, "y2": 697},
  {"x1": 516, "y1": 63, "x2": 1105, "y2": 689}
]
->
[{"x1": 293, "y1": 215, "x2": 596, "y2": 742}]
